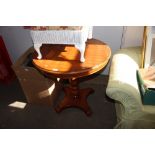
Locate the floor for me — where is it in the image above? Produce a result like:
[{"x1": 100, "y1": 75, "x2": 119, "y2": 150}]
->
[{"x1": 0, "y1": 74, "x2": 117, "y2": 129}]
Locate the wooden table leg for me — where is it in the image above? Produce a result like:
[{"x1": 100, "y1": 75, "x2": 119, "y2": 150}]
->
[{"x1": 55, "y1": 78, "x2": 94, "y2": 116}]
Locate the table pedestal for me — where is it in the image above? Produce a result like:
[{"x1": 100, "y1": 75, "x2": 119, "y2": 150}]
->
[{"x1": 55, "y1": 78, "x2": 94, "y2": 116}]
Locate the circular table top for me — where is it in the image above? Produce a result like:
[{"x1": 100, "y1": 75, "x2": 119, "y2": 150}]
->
[{"x1": 32, "y1": 39, "x2": 111, "y2": 79}]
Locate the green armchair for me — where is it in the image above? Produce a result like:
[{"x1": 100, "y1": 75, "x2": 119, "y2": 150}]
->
[{"x1": 106, "y1": 47, "x2": 155, "y2": 128}]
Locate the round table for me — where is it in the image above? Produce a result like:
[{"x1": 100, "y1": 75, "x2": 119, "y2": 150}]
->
[{"x1": 32, "y1": 39, "x2": 111, "y2": 116}]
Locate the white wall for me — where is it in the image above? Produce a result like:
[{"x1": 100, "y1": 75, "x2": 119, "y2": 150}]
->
[
  {"x1": 121, "y1": 26, "x2": 144, "y2": 48},
  {"x1": 0, "y1": 26, "x2": 144, "y2": 75},
  {"x1": 93, "y1": 26, "x2": 123, "y2": 52}
]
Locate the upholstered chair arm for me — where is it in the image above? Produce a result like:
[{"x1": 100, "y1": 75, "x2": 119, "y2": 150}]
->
[{"x1": 106, "y1": 47, "x2": 143, "y2": 118}]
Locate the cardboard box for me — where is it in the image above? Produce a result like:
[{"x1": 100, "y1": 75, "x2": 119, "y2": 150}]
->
[{"x1": 12, "y1": 47, "x2": 62, "y2": 105}]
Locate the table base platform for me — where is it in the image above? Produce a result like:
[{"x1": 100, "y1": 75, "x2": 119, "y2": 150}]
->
[{"x1": 55, "y1": 86, "x2": 94, "y2": 116}]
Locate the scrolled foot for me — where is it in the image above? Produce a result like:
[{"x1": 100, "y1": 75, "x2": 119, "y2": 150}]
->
[
  {"x1": 34, "y1": 43, "x2": 42, "y2": 59},
  {"x1": 37, "y1": 53, "x2": 42, "y2": 59},
  {"x1": 55, "y1": 105, "x2": 62, "y2": 113},
  {"x1": 75, "y1": 43, "x2": 86, "y2": 63},
  {"x1": 85, "y1": 109, "x2": 92, "y2": 116},
  {"x1": 80, "y1": 57, "x2": 85, "y2": 63}
]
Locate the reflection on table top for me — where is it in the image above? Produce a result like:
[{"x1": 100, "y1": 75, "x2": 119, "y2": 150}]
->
[{"x1": 33, "y1": 39, "x2": 111, "y2": 78}]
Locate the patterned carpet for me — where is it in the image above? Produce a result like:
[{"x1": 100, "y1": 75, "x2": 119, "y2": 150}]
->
[{"x1": 0, "y1": 74, "x2": 117, "y2": 129}]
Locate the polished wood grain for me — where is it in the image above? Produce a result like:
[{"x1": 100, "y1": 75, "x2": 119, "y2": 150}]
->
[
  {"x1": 32, "y1": 39, "x2": 111, "y2": 116},
  {"x1": 33, "y1": 39, "x2": 111, "y2": 79}
]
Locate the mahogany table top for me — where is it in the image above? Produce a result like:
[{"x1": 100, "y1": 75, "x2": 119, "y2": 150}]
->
[{"x1": 32, "y1": 39, "x2": 111, "y2": 79}]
